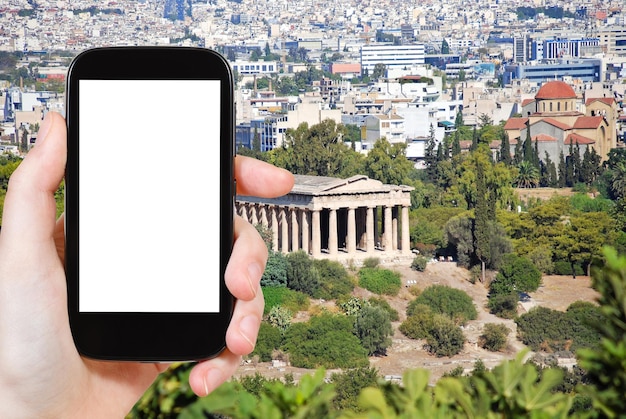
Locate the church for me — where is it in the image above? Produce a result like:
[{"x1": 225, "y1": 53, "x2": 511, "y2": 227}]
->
[{"x1": 503, "y1": 80, "x2": 619, "y2": 162}]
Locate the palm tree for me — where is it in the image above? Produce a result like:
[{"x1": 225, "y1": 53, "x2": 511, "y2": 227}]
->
[
  {"x1": 516, "y1": 161, "x2": 540, "y2": 188},
  {"x1": 610, "y1": 161, "x2": 626, "y2": 200}
]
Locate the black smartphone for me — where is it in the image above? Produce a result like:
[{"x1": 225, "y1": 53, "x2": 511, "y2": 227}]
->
[{"x1": 65, "y1": 47, "x2": 235, "y2": 361}]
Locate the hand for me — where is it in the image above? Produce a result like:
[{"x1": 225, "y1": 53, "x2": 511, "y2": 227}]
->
[{"x1": 0, "y1": 112, "x2": 294, "y2": 418}]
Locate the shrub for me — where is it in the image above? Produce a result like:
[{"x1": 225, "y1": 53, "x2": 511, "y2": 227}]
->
[
  {"x1": 424, "y1": 314, "x2": 465, "y2": 357},
  {"x1": 313, "y1": 259, "x2": 354, "y2": 300},
  {"x1": 362, "y1": 257, "x2": 380, "y2": 268},
  {"x1": 411, "y1": 255, "x2": 429, "y2": 272},
  {"x1": 495, "y1": 253, "x2": 542, "y2": 293},
  {"x1": 330, "y1": 367, "x2": 380, "y2": 412},
  {"x1": 252, "y1": 322, "x2": 284, "y2": 362},
  {"x1": 355, "y1": 306, "x2": 393, "y2": 356},
  {"x1": 480, "y1": 323, "x2": 510, "y2": 352},
  {"x1": 369, "y1": 296, "x2": 399, "y2": 321},
  {"x1": 358, "y1": 267, "x2": 401, "y2": 296},
  {"x1": 261, "y1": 251, "x2": 288, "y2": 287},
  {"x1": 399, "y1": 304, "x2": 434, "y2": 340},
  {"x1": 283, "y1": 313, "x2": 369, "y2": 369},
  {"x1": 409, "y1": 285, "x2": 477, "y2": 325},
  {"x1": 266, "y1": 305, "x2": 292, "y2": 332},
  {"x1": 553, "y1": 260, "x2": 585, "y2": 276},
  {"x1": 262, "y1": 286, "x2": 309, "y2": 315},
  {"x1": 527, "y1": 245, "x2": 554, "y2": 274},
  {"x1": 488, "y1": 292, "x2": 519, "y2": 319},
  {"x1": 286, "y1": 250, "x2": 320, "y2": 296}
]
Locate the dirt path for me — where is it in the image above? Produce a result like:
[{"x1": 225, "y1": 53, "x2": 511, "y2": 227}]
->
[{"x1": 235, "y1": 260, "x2": 599, "y2": 384}]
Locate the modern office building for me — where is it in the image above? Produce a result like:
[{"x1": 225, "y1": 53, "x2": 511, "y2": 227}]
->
[
  {"x1": 598, "y1": 26, "x2": 626, "y2": 56},
  {"x1": 532, "y1": 38, "x2": 601, "y2": 60},
  {"x1": 360, "y1": 44, "x2": 425, "y2": 75},
  {"x1": 502, "y1": 59, "x2": 603, "y2": 86}
]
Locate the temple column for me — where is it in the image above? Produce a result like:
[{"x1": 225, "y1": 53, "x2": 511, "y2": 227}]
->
[
  {"x1": 366, "y1": 206, "x2": 375, "y2": 253},
  {"x1": 270, "y1": 206, "x2": 279, "y2": 252},
  {"x1": 291, "y1": 208, "x2": 299, "y2": 252},
  {"x1": 301, "y1": 209, "x2": 310, "y2": 255},
  {"x1": 347, "y1": 207, "x2": 356, "y2": 255},
  {"x1": 250, "y1": 203, "x2": 258, "y2": 225},
  {"x1": 384, "y1": 205, "x2": 393, "y2": 251},
  {"x1": 328, "y1": 208, "x2": 338, "y2": 256},
  {"x1": 240, "y1": 204, "x2": 248, "y2": 222},
  {"x1": 280, "y1": 207, "x2": 289, "y2": 253},
  {"x1": 402, "y1": 204, "x2": 411, "y2": 254},
  {"x1": 392, "y1": 206, "x2": 398, "y2": 251},
  {"x1": 260, "y1": 205, "x2": 268, "y2": 228},
  {"x1": 311, "y1": 209, "x2": 321, "y2": 257}
]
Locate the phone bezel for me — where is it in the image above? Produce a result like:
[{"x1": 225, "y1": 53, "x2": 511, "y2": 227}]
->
[{"x1": 65, "y1": 47, "x2": 234, "y2": 361}]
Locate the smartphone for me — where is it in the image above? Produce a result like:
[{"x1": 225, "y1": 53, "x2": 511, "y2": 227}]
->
[{"x1": 65, "y1": 47, "x2": 235, "y2": 361}]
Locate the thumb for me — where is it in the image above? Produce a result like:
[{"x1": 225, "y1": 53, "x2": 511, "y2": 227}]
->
[{"x1": 0, "y1": 112, "x2": 66, "y2": 251}]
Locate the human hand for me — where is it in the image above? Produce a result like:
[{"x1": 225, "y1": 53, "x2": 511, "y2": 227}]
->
[{"x1": 0, "y1": 112, "x2": 294, "y2": 418}]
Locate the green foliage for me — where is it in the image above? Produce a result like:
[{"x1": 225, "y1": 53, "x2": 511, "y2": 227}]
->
[
  {"x1": 338, "y1": 297, "x2": 369, "y2": 316},
  {"x1": 331, "y1": 367, "x2": 380, "y2": 412},
  {"x1": 313, "y1": 259, "x2": 354, "y2": 300},
  {"x1": 283, "y1": 313, "x2": 369, "y2": 369},
  {"x1": 409, "y1": 285, "x2": 477, "y2": 325},
  {"x1": 286, "y1": 251, "x2": 320, "y2": 296},
  {"x1": 368, "y1": 296, "x2": 400, "y2": 321},
  {"x1": 515, "y1": 303, "x2": 601, "y2": 352},
  {"x1": 577, "y1": 247, "x2": 626, "y2": 417},
  {"x1": 358, "y1": 267, "x2": 401, "y2": 296},
  {"x1": 179, "y1": 369, "x2": 336, "y2": 419},
  {"x1": 355, "y1": 306, "x2": 393, "y2": 356},
  {"x1": 400, "y1": 304, "x2": 434, "y2": 339},
  {"x1": 425, "y1": 315, "x2": 465, "y2": 357},
  {"x1": 262, "y1": 286, "x2": 309, "y2": 315},
  {"x1": 411, "y1": 255, "x2": 429, "y2": 271},
  {"x1": 267, "y1": 305, "x2": 293, "y2": 332},
  {"x1": 362, "y1": 257, "x2": 380, "y2": 268},
  {"x1": 488, "y1": 292, "x2": 519, "y2": 319},
  {"x1": 252, "y1": 322, "x2": 284, "y2": 362},
  {"x1": 494, "y1": 253, "x2": 542, "y2": 293},
  {"x1": 480, "y1": 323, "x2": 510, "y2": 352},
  {"x1": 261, "y1": 251, "x2": 288, "y2": 287},
  {"x1": 363, "y1": 138, "x2": 414, "y2": 185},
  {"x1": 552, "y1": 260, "x2": 585, "y2": 276}
]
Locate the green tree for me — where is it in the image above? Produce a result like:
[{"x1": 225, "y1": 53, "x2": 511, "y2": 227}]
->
[
  {"x1": 354, "y1": 305, "x2": 393, "y2": 356},
  {"x1": 409, "y1": 285, "x2": 477, "y2": 325},
  {"x1": 261, "y1": 251, "x2": 288, "y2": 287},
  {"x1": 371, "y1": 63, "x2": 386, "y2": 79},
  {"x1": 516, "y1": 160, "x2": 540, "y2": 188},
  {"x1": 480, "y1": 323, "x2": 510, "y2": 352},
  {"x1": 285, "y1": 251, "x2": 320, "y2": 296},
  {"x1": 363, "y1": 138, "x2": 413, "y2": 185}
]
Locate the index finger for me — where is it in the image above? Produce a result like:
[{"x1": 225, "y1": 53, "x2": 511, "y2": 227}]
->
[{"x1": 234, "y1": 155, "x2": 294, "y2": 198}]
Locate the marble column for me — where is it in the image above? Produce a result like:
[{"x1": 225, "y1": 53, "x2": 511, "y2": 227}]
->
[
  {"x1": 328, "y1": 208, "x2": 338, "y2": 256},
  {"x1": 260, "y1": 205, "x2": 268, "y2": 228},
  {"x1": 240, "y1": 204, "x2": 248, "y2": 222},
  {"x1": 311, "y1": 209, "x2": 321, "y2": 257},
  {"x1": 270, "y1": 206, "x2": 279, "y2": 252},
  {"x1": 392, "y1": 206, "x2": 398, "y2": 251},
  {"x1": 402, "y1": 204, "x2": 411, "y2": 254},
  {"x1": 250, "y1": 203, "x2": 259, "y2": 225},
  {"x1": 347, "y1": 207, "x2": 356, "y2": 255},
  {"x1": 384, "y1": 205, "x2": 393, "y2": 251},
  {"x1": 291, "y1": 207, "x2": 299, "y2": 252},
  {"x1": 366, "y1": 206, "x2": 375, "y2": 252},
  {"x1": 280, "y1": 207, "x2": 289, "y2": 253},
  {"x1": 301, "y1": 209, "x2": 310, "y2": 255}
]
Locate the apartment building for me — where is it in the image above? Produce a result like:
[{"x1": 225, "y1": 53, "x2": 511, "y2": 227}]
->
[{"x1": 360, "y1": 44, "x2": 425, "y2": 75}]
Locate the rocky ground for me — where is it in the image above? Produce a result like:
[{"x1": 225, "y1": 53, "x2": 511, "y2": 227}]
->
[{"x1": 234, "y1": 260, "x2": 600, "y2": 384}]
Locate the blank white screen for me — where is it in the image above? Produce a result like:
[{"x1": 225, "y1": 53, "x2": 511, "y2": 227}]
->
[{"x1": 78, "y1": 79, "x2": 221, "y2": 313}]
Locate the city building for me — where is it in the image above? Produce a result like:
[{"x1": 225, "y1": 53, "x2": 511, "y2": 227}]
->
[
  {"x1": 360, "y1": 44, "x2": 425, "y2": 75},
  {"x1": 502, "y1": 59, "x2": 603, "y2": 86}
]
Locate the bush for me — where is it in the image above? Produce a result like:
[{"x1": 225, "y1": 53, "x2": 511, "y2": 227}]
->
[
  {"x1": 286, "y1": 250, "x2": 320, "y2": 296},
  {"x1": 488, "y1": 292, "x2": 519, "y2": 319},
  {"x1": 261, "y1": 251, "x2": 288, "y2": 287},
  {"x1": 355, "y1": 306, "x2": 393, "y2": 356},
  {"x1": 266, "y1": 305, "x2": 292, "y2": 332},
  {"x1": 262, "y1": 286, "x2": 309, "y2": 315},
  {"x1": 362, "y1": 257, "x2": 380, "y2": 268},
  {"x1": 358, "y1": 267, "x2": 401, "y2": 296},
  {"x1": 411, "y1": 255, "x2": 429, "y2": 272},
  {"x1": 313, "y1": 259, "x2": 354, "y2": 300},
  {"x1": 283, "y1": 313, "x2": 369, "y2": 369},
  {"x1": 425, "y1": 314, "x2": 465, "y2": 357},
  {"x1": 409, "y1": 285, "x2": 477, "y2": 325},
  {"x1": 252, "y1": 322, "x2": 284, "y2": 362},
  {"x1": 330, "y1": 367, "x2": 380, "y2": 412},
  {"x1": 480, "y1": 323, "x2": 510, "y2": 352},
  {"x1": 553, "y1": 260, "x2": 585, "y2": 277},
  {"x1": 399, "y1": 304, "x2": 434, "y2": 340},
  {"x1": 369, "y1": 296, "x2": 399, "y2": 321},
  {"x1": 495, "y1": 253, "x2": 542, "y2": 293}
]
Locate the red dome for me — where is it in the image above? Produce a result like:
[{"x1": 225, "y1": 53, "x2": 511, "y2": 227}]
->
[{"x1": 535, "y1": 81, "x2": 576, "y2": 100}]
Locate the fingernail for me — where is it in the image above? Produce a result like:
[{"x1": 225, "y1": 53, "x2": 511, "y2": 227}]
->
[
  {"x1": 240, "y1": 315, "x2": 260, "y2": 351},
  {"x1": 36, "y1": 112, "x2": 55, "y2": 146},
  {"x1": 247, "y1": 262, "x2": 262, "y2": 297},
  {"x1": 202, "y1": 369, "x2": 222, "y2": 397}
]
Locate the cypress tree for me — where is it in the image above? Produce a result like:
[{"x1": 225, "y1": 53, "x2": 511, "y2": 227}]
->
[{"x1": 499, "y1": 131, "x2": 512, "y2": 165}]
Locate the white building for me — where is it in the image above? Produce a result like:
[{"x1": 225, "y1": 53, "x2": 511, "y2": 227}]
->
[{"x1": 360, "y1": 44, "x2": 425, "y2": 75}]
